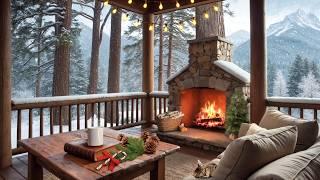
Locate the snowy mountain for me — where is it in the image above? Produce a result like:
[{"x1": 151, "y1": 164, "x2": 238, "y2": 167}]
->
[
  {"x1": 227, "y1": 30, "x2": 250, "y2": 47},
  {"x1": 232, "y1": 9, "x2": 320, "y2": 75}
]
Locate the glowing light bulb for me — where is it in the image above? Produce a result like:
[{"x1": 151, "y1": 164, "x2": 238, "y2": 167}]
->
[
  {"x1": 163, "y1": 23, "x2": 168, "y2": 32},
  {"x1": 123, "y1": 13, "x2": 129, "y2": 21},
  {"x1": 204, "y1": 11, "x2": 209, "y2": 19},
  {"x1": 191, "y1": 17, "x2": 196, "y2": 26},
  {"x1": 190, "y1": 0, "x2": 195, "y2": 3},
  {"x1": 178, "y1": 21, "x2": 184, "y2": 31},
  {"x1": 134, "y1": 19, "x2": 141, "y2": 27},
  {"x1": 176, "y1": 1, "x2": 180, "y2": 8},
  {"x1": 143, "y1": 1, "x2": 147, "y2": 8},
  {"x1": 112, "y1": 8, "x2": 117, "y2": 14},
  {"x1": 159, "y1": 2, "x2": 163, "y2": 10},
  {"x1": 149, "y1": 24, "x2": 154, "y2": 31},
  {"x1": 128, "y1": 0, "x2": 132, "y2": 4},
  {"x1": 103, "y1": 0, "x2": 109, "y2": 6},
  {"x1": 213, "y1": 5, "x2": 219, "y2": 12}
]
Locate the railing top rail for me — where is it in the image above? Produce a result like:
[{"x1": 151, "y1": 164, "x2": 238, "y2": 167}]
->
[
  {"x1": 12, "y1": 92, "x2": 147, "y2": 110},
  {"x1": 150, "y1": 91, "x2": 169, "y2": 97},
  {"x1": 266, "y1": 97, "x2": 320, "y2": 109}
]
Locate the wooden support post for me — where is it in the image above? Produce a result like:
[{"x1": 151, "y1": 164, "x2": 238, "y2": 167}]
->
[
  {"x1": 28, "y1": 153, "x2": 43, "y2": 180},
  {"x1": 150, "y1": 158, "x2": 165, "y2": 180},
  {"x1": 0, "y1": 0, "x2": 12, "y2": 168},
  {"x1": 250, "y1": 0, "x2": 266, "y2": 124},
  {"x1": 142, "y1": 13, "x2": 154, "y2": 126}
]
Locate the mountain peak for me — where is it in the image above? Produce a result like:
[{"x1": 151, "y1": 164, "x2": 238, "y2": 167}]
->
[{"x1": 268, "y1": 9, "x2": 320, "y2": 36}]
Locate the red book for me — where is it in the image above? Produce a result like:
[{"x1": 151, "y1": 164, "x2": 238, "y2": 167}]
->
[{"x1": 64, "y1": 138, "x2": 120, "y2": 161}]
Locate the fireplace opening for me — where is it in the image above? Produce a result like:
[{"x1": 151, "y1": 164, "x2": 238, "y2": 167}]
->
[{"x1": 180, "y1": 88, "x2": 226, "y2": 129}]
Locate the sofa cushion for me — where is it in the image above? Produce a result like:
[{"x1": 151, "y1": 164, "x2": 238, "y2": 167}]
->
[
  {"x1": 246, "y1": 123, "x2": 267, "y2": 136},
  {"x1": 212, "y1": 126, "x2": 297, "y2": 180},
  {"x1": 248, "y1": 138, "x2": 320, "y2": 180},
  {"x1": 259, "y1": 109, "x2": 319, "y2": 152}
]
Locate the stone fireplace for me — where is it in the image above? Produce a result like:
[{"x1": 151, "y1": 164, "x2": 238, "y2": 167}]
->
[{"x1": 167, "y1": 36, "x2": 250, "y2": 129}]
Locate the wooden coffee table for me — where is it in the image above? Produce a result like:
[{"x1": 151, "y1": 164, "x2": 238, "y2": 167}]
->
[{"x1": 19, "y1": 128, "x2": 180, "y2": 180}]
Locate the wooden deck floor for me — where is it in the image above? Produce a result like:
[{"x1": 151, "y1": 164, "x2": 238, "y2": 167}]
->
[{"x1": 0, "y1": 126, "x2": 219, "y2": 180}]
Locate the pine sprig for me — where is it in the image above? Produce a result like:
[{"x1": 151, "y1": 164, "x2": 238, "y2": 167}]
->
[{"x1": 116, "y1": 137, "x2": 144, "y2": 161}]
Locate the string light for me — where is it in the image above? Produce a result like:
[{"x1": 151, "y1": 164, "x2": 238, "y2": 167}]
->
[
  {"x1": 204, "y1": 11, "x2": 209, "y2": 19},
  {"x1": 190, "y1": 0, "x2": 195, "y2": 3},
  {"x1": 112, "y1": 8, "x2": 117, "y2": 14},
  {"x1": 159, "y1": 1, "x2": 163, "y2": 10},
  {"x1": 176, "y1": 1, "x2": 180, "y2": 8},
  {"x1": 128, "y1": 0, "x2": 132, "y2": 5},
  {"x1": 191, "y1": 17, "x2": 196, "y2": 26},
  {"x1": 178, "y1": 21, "x2": 184, "y2": 31},
  {"x1": 143, "y1": 0, "x2": 147, "y2": 8},
  {"x1": 213, "y1": 5, "x2": 219, "y2": 12},
  {"x1": 149, "y1": 23, "x2": 154, "y2": 31},
  {"x1": 163, "y1": 23, "x2": 169, "y2": 32},
  {"x1": 103, "y1": 0, "x2": 109, "y2": 6},
  {"x1": 123, "y1": 13, "x2": 129, "y2": 21}
]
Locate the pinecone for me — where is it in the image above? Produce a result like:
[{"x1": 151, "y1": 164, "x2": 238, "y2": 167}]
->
[
  {"x1": 141, "y1": 131, "x2": 151, "y2": 142},
  {"x1": 148, "y1": 135, "x2": 160, "y2": 145},
  {"x1": 144, "y1": 138, "x2": 158, "y2": 154},
  {"x1": 117, "y1": 134, "x2": 129, "y2": 145}
]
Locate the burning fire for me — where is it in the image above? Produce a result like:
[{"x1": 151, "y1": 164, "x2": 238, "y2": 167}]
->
[{"x1": 195, "y1": 101, "x2": 225, "y2": 128}]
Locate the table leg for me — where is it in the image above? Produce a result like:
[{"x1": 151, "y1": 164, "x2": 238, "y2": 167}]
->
[
  {"x1": 150, "y1": 157, "x2": 165, "y2": 180},
  {"x1": 28, "y1": 153, "x2": 43, "y2": 180}
]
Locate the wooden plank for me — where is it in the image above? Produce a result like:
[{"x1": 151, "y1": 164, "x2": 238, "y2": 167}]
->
[
  {"x1": 116, "y1": 101, "x2": 119, "y2": 126},
  {"x1": 59, "y1": 106, "x2": 62, "y2": 133},
  {"x1": 28, "y1": 153, "x2": 43, "y2": 180},
  {"x1": 40, "y1": 108, "x2": 44, "y2": 136},
  {"x1": 126, "y1": 99, "x2": 129, "y2": 124},
  {"x1": 0, "y1": 167, "x2": 25, "y2": 180},
  {"x1": 250, "y1": 0, "x2": 266, "y2": 124},
  {"x1": 121, "y1": 100, "x2": 124, "y2": 125},
  {"x1": 49, "y1": 108, "x2": 53, "y2": 135},
  {"x1": 104, "y1": 102, "x2": 108, "y2": 127},
  {"x1": 136, "y1": 98, "x2": 139, "y2": 123},
  {"x1": 131, "y1": 99, "x2": 134, "y2": 124},
  {"x1": 150, "y1": 158, "x2": 165, "y2": 180},
  {"x1": 11, "y1": 158, "x2": 28, "y2": 178},
  {"x1": 85, "y1": 104, "x2": 88, "y2": 128},
  {"x1": 68, "y1": 105, "x2": 72, "y2": 132},
  {"x1": 77, "y1": 104, "x2": 80, "y2": 130},
  {"x1": 29, "y1": 109, "x2": 33, "y2": 138}
]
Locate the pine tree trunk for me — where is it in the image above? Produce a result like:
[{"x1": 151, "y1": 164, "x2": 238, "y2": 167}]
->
[
  {"x1": 107, "y1": 8, "x2": 122, "y2": 124},
  {"x1": 167, "y1": 13, "x2": 173, "y2": 79},
  {"x1": 35, "y1": 13, "x2": 43, "y2": 97},
  {"x1": 52, "y1": 0, "x2": 72, "y2": 125},
  {"x1": 196, "y1": 2, "x2": 225, "y2": 39},
  {"x1": 87, "y1": 0, "x2": 102, "y2": 95},
  {"x1": 158, "y1": 15, "x2": 163, "y2": 91}
]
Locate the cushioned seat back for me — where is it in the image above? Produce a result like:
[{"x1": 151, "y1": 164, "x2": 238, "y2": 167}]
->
[
  {"x1": 259, "y1": 109, "x2": 319, "y2": 152},
  {"x1": 249, "y1": 138, "x2": 320, "y2": 180}
]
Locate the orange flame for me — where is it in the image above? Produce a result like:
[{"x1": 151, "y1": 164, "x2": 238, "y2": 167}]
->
[{"x1": 195, "y1": 101, "x2": 225, "y2": 127}]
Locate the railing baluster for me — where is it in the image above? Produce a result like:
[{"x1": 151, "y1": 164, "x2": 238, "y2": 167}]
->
[
  {"x1": 50, "y1": 107, "x2": 53, "y2": 134},
  {"x1": 85, "y1": 104, "x2": 88, "y2": 128},
  {"x1": 159, "y1": 98, "x2": 162, "y2": 114},
  {"x1": 98, "y1": 102, "x2": 101, "y2": 126},
  {"x1": 77, "y1": 104, "x2": 80, "y2": 130},
  {"x1": 29, "y1": 109, "x2": 33, "y2": 138},
  {"x1": 141, "y1": 98, "x2": 144, "y2": 121},
  {"x1": 136, "y1": 98, "x2": 139, "y2": 123},
  {"x1": 300, "y1": 108, "x2": 304, "y2": 119},
  {"x1": 116, "y1": 101, "x2": 119, "y2": 126},
  {"x1": 91, "y1": 103, "x2": 95, "y2": 127},
  {"x1": 126, "y1": 99, "x2": 129, "y2": 124},
  {"x1": 288, "y1": 107, "x2": 291, "y2": 115},
  {"x1": 40, "y1": 108, "x2": 44, "y2": 136},
  {"x1": 121, "y1": 100, "x2": 124, "y2": 125},
  {"x1": 104, "y1": 102, "x2": 107, "y2": 127},
  {"x1": 110, "y1": 101, "x2": 114, "y2": 127},
  {"x1": 314, "y1": 109, "x2": 317, "y2": 120},
  {"x1": 59, "y1": 106, "x2": 63, "y2": 133},
  {"x1": 17, "y1": 110, "x2": 21, "y2": 146},
  {"x1": 277, "y1": 106, "x2": 281, "y2": 111},
  {"x1": 153, "y1": 97, "x2": 157, "y2": 120},
  {"x1": 131, "y1": 98, "x2": 134, "y2": 124},
  {"x1": 68, "y1": 105, "x2": 72, "y2": 132}
]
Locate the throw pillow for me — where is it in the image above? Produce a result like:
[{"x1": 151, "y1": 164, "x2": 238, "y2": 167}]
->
[
  {"x1": 246, "y1": 123, "x2": 267, "y2": 136},
  {"x1": 259, "y1": 109, "x2": 319, "y2": 152},
  {"x1": 212, "y1": 126, "x2": 298, "y2": 180}
]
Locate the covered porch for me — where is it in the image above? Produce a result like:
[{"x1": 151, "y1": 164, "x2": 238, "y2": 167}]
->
[{"x1": 1, "y1": 0, "x2": 319, "y2": 179}]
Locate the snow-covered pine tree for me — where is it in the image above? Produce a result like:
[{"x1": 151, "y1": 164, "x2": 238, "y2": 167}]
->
[
  {"x1": 310, "y1": 61, "x2": 320, "y2": 80},
  {"x1": 299, "y1": 72, "x2": 320, "y2": 98},
  {"x1": 273, "y1": 70, "x2": 288, "y2": 97},
  {"x1": 267, "y1": 60, "x2": 276, "y2": 96},
  {"x1": 287, "y1": 55, "x2": 305, "y2": 97}
]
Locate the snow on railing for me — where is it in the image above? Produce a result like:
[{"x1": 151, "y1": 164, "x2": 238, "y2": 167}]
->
[{"x1": 267, "y1": 97, "x2": 320, "y2": 105}]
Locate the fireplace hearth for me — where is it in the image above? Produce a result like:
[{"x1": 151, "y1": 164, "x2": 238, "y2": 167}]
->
[{"x1": 167, "y1": 36, "x2": 250, "y2": 129}]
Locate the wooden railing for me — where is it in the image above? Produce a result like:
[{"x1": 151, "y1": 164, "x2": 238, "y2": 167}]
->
[
  {"x1": 150, "y1": 91, "x2": 170, "y2": 120},
  {"x1": 11, "y1": 91, "x2": 169, "y2": 155},
  {"x1": 266, "y1": 97, "x2": 320, "y2": 120}
]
